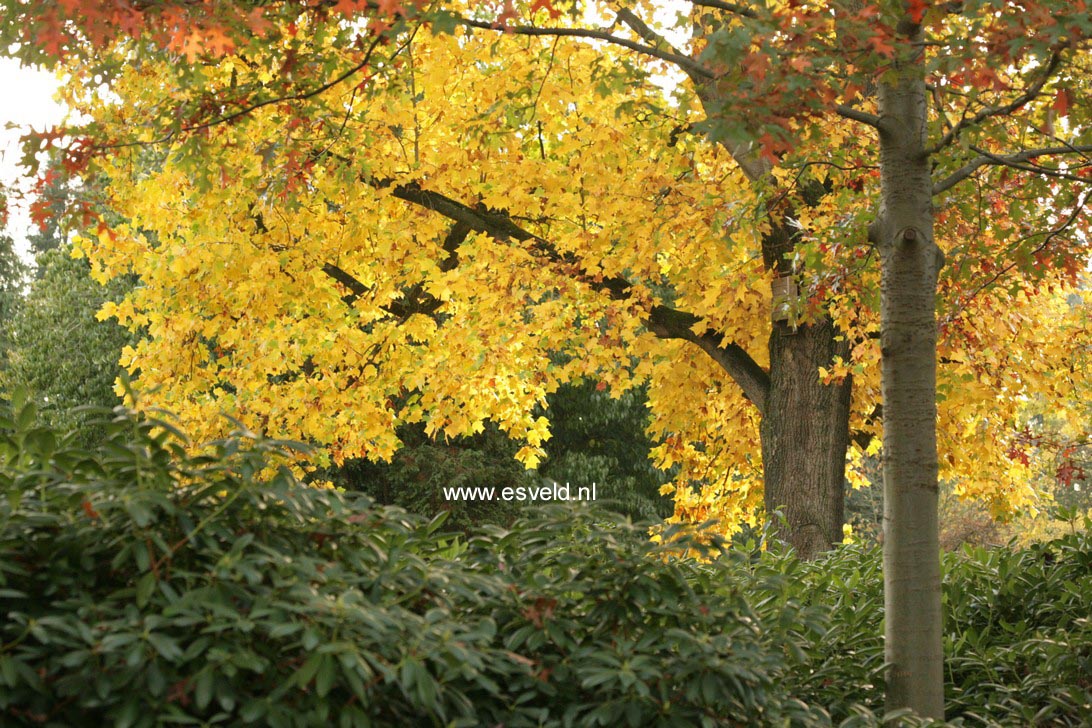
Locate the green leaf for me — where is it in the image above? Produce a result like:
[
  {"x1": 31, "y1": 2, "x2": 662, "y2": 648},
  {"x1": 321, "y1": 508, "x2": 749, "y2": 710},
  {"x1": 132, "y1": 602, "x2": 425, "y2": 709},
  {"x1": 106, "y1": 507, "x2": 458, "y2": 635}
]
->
[
  {"x1": 240, "y1": 700, "x2": 267, "y2": 723},
  {"x1": 136, "y1": 572, "x2": 157, "y2": 607},
  {"x1": 0, "y1": 655, "x2": 18, "y2": 686},
  {"x1": 195, "y1": 670, "x2": 214, "y2": 710},
  {"x1": 295, "y1": 653, "x2": 323, "y2": 688},
  {"x1": 147, "y1": 632, "x2": 183, "y2": 662},
  {"x1": 315, "y1": 655, "x2": 336, "y2": 698}
]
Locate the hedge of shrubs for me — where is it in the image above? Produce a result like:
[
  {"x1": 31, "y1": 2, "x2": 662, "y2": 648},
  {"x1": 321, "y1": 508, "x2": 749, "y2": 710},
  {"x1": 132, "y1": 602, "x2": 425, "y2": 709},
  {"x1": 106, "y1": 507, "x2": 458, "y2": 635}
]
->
[
  {"x1": 0, "y1": 395, "x2": 843, "y2": 726},
  {"x1": 1, "y1": 393, "x2": 1090, "y2": 726},
  {"x1": 742, "y1": 531, "x2": 1092, "y2": 725}
]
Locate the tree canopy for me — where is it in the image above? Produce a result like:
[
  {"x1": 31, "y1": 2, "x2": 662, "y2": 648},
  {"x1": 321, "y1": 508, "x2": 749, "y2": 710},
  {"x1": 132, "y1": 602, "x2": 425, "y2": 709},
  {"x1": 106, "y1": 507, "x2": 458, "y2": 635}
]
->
[{"x1": 37, "y1": 0, "x2": 1086, "y2": 529}]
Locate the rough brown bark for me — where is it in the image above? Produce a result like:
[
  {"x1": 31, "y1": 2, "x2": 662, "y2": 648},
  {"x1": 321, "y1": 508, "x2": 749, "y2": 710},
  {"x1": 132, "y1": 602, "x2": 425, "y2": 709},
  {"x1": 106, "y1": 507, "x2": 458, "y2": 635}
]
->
[
  {"x1": 690, "y1": 85, "x2": 855, "y2": 559},
  {"x1": 749, "y1": 209, "x2": 853, "y2": 560},
  {"x1": 761, "y1": 318, "x2": 853, "y2": 560}
]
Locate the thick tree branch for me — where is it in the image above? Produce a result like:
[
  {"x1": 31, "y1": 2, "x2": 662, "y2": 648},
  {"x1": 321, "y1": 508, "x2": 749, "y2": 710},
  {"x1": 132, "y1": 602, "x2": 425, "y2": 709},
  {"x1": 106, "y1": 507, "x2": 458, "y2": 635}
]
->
[
  {"x1": 322, "y1": 262, "x2": 369, "y2": 304},
  {"x1": 615, "y1": 8, "x2": 681, "y2": 55},
  {"x1": 925, "y1": 52, "x2": 1064, "y2": 155},
  {"x1": 357, "y1": 174, "x2": 771, "y2": 412},
  {"x1": 614, "y1": 8, "x2": 700, "y2": 83},
  {"x1": 685, "y1": 0, "x2": 760, "y2": 19},
  {"x1": 933, "y1": 144, "x2": 1092, "y2": 195},
  {"x1": 456, "y1": 16, "x2": 714, "y2": 81},
  {"x1": 835, "y1": 104, "x2": 882, "y2": 128},
  {"x1": 322, "y1": 220, "x2": 469, "y2": 318},
  {"x1": 645, "y1": 306, "x2": 770, "y2": 414}
]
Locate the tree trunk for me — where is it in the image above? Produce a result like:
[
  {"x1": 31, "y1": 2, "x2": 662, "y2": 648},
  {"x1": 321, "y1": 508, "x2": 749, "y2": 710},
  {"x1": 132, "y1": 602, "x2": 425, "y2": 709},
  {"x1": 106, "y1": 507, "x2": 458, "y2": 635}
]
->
[
  {"x1": 875, "y1": 16, "x2": 945, "y2": 719},
  {"x1": 761, "y1": 318, "x2": 852, "y2": 560},
  {"x1": 693, "y1": 80, "x2": 856, "y2": 562}
]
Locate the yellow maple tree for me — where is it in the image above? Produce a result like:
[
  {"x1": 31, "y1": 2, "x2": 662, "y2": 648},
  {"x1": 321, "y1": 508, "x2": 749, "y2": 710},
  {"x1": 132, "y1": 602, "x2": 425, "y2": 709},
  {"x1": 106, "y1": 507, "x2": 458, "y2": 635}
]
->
[{"x1": 51, "y1": 3, "x2": 1088, "y2": 552}]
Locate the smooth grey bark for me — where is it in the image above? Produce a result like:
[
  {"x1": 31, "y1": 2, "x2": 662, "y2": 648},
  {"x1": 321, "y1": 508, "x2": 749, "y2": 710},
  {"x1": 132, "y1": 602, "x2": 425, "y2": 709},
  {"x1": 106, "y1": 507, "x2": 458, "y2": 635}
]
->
[{"x1": 873, "y1": 17, "x2": 945, "y2": 719}]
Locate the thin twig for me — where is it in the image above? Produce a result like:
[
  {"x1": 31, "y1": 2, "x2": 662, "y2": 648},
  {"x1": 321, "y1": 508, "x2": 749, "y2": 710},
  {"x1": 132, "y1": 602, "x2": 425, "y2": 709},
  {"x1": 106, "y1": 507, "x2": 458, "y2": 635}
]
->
[
  {"x1": 95, "y1": 33, "x2": 390, "y2": 152},
  {"x1": 946, "y1": 190, "x2": 1090, "y2": 320},
  {"x1": 933, "y1": 144, "x2": 1092, "y2": 195},
  {"x1": 925, "y1": 52, "x2": 1064, "y2": 155},
  {"x1": 456, "y1": 16, "x2": 714, "y2": 81},
  {"x1": 686, "y1": 0, "x2": 760, "y2": 20}
]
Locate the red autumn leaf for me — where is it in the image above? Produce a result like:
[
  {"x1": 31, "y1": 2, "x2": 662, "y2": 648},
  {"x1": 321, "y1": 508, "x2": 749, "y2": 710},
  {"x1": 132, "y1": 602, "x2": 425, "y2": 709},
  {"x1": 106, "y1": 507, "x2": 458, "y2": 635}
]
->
[
  {"x1": 376, "y1": 0, "x2": 404, "y2": 16},
  {"x1": 81, "y1": 499, "x2": 100, "y2": 520},
  {"x1": 246, "y1": 7, "x2": 274, "y2": 35},
  {"x1": 38, "y1": 22, "x2": 67, "y2": 59},
  {"x1": 789, "y1": 56, "x2": 811, "y2": 73},
  {"x1": 1055, "y1": 461, "x2": 1082, "y2": 487},
  {"x1": 867, "y1": 33, "x2": 895, "y2": 57},
  {"x1": 115, "y1": 8, "x2": 145, "y2": 38},
  {"x1": 530, "y1": 0, "x2": 562, "y2": 19},
  {"x1": 165, "y1": 679, "x2": 191, "y2": 706},
  {"x1": 29, "y1": 198, "x2": 51, "y2": 231},
  {"x1": 757, "y1": 131, "x2": 783, "y2": 164},
  {"x1": 908, "y1": 0, "x2": 929, "y2": 24},
  {"x1": 332, "y1": 0, "x2": 369, "y2": 17},
  {"x1": 1053, "y1": 88, "x2": 1072, "y2": 118},
  {"x1": 742, "y1": 52, "x2": 769, "y2": 82},
  {"x1": 522, "y1": 596, "x2": 558, "y2": 628},
  {"x1": 1005, "y1": 445, "x2": 1030, "y2": 466},
  {"x1": 496, "y1": 0, "x2": 518, "y2": 28}
]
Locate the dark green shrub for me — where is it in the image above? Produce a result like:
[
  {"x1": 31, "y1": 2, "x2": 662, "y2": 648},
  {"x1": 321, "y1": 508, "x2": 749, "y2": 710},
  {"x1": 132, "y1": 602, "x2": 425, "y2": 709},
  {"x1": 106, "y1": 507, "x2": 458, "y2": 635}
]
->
[
  {"x1": 0, "y1": 394, "x2": 509, "y2": 726},
  {"x1": 740, "y1": 524, "x2": 1092, "y2": 727},
  {"x1": 757, "y1": 542, "x2": 887, "y2": 720},
  {"x1": 0, "y1": 392, "x2": 841, "y2": 727},
  {"x1": 13, "y1": 388, "x2": 1085, "y2": 727},
  {"x1": 332, "y1": 420, "x2": 532, "y2": 532},
  {"x1": 538, "y1": 382, "x2": 673, "y2": 521},
  {"x1": 460, "y1": 518, "x2": 835, "y2": 727},
  {"x1": 941, "y1": 531, "x2": 1092, "y2": 725}
]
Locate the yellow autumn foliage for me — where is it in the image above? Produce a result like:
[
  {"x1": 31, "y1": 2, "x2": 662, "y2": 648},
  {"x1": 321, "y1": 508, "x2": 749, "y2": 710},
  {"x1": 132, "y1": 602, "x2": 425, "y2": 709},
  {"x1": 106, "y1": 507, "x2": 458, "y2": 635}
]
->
[{"x1": 59, "y1": 9, "x2": 1090, "y2": 535}]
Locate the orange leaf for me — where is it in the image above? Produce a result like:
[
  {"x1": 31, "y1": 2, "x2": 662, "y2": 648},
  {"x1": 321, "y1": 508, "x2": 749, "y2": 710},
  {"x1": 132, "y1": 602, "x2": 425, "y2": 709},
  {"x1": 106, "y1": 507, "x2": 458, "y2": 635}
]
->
[
  {"x1": 376, "y1": 0, "x2": 403, "y2": 16},
  {"x1": 246, "y1": 7, "x2": 274, "y2": 35},
  {"x1": 202, "y1": 27, "x2": 235, "y2": 58},
  {"x1": 530, "y1": 0, "x2": 562, "y2": 19},
  {"x1": 333, "y1": 0, "x2": 369, "y2": 17},
  {"x1": 867, "y1": 33, "x2": 895, "y2": 57},
  {"x1": 789, "y1": 56, "x2": 811, "y2": 73},
  {"x1": 1053, "y1": 88, "x2": 1072, "y2": 118},
  {"x1": 82, "y1": 499, "x2": 100, "y2": 520},
  {"x1": 907, "y1": 0, "x2": 929, "y2": 24}
]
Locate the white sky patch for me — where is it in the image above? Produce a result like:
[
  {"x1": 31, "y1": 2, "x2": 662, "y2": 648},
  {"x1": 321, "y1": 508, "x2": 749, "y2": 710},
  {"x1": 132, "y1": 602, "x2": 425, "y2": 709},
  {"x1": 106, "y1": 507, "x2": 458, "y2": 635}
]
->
[{"x1": 0, "y1": 57, "x2": 67, "y2": 261}]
